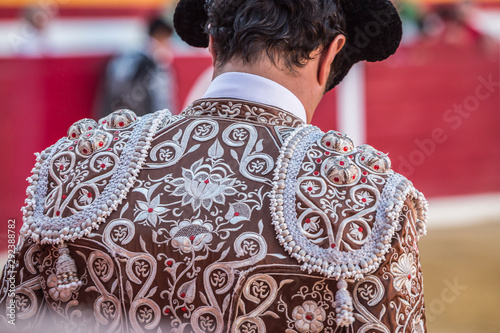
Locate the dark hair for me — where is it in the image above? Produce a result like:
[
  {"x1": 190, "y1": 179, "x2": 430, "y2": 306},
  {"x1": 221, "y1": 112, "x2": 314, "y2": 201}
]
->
[
  {"x1": 148, "y1": 18, "x2": 173, "y2": 37},
  {"x1": 206, "y1": 0, "x2": 347, "y2": 84},
  {"x1": 175, "y1": 0, "x2": 402, "y2": 91}
]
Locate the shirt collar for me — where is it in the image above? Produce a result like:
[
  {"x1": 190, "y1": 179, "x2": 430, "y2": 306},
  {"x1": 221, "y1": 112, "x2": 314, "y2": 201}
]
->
[{"x1": 202, "y1": 72, "x2": 307, "y2": 123}]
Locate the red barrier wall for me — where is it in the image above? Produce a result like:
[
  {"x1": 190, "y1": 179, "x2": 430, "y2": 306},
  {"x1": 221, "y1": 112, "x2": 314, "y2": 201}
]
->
[
  {"x1": 363, "y1": 43, "x2": 500, "y2": 197},
  {"x1": 0, "y1": 56, "x2": 109, "y2": 239}
]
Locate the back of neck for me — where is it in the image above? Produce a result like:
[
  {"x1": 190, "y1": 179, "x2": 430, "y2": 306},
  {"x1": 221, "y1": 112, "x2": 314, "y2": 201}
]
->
[{"x1": 213, "y1": 56, "x2": 322, "y2": 123}]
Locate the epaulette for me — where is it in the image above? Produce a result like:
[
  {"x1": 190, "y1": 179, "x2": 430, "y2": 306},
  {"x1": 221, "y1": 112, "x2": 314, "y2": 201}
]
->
[
  {"x1": 270, "y1": 125, "x2": 428, "y2": 327},
  {"x1": 19, "y1": 109, "x2": 173, "y2": 293}
]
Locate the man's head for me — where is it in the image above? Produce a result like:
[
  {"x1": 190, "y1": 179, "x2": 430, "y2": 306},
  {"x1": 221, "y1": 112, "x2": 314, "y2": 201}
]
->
[
  {"x1": 22, "y1": 5, "x2": 51, "y2": 32},
  {"x1": 148, "y1": 18, "x2": 173, "y2": 42},
  {"x1": 205, "y1": 0, "x2": 347, "y2": 88},
  {"x1": 174, "y1": 0, "x2": 402, "y2": 118},
  {"x1": 175, "y1": 0, "x2": 402, "y2": 87}
]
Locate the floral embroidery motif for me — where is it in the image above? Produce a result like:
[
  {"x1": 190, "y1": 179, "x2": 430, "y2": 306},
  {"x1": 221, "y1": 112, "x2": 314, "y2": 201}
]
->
[
  {"x1": 356, "y1": 191, "x2": 374, "y2": 206},
  {"x1": 390, "y1": 253, "x2": 417, "y2": 294},
  {"x1": 135, "y1": 198, "x2": 169, "y2": 227},
  {"x1": 301, "y1": 181, "x2": 320, "y2": 195},
  {"x1": 134, "y1": 184, "x2": 170, "y2": 227},
  {"x1": 349, "y1": 223, "x2": 365, "y2": 241},
  {"x1": 170, "y1": 158, "x2": 238, "y2": 211},
  {"x1": 169, "y1": 219, "x2": 214, "y2": 253},
  {"x1": 78, "y1": 189, "x2": 94, "y2": 206},
  {"x1": 303, "y1": 216, "x2": 321, "y2": 233},
  {"x1": 182, "y1": 98, "x2": 305, "y2": 127},
  {"x1": 96, "y1": 156, "x2": 114, "y2": 171},
  {"x1": 292, "y1": 301, "x2": 326, "y2": 333},
  {"x1": 54, "y1": 156, "x2": 70, "y2": 171}
]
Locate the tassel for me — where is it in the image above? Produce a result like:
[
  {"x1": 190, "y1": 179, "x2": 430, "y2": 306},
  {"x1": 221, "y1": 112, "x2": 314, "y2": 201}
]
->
[
  {"x1": 56, "y1": 243, "x2": 82, "y2": 291},
  {"x1": 334, "y1": 279, "x2": 354, "y2": 327}
]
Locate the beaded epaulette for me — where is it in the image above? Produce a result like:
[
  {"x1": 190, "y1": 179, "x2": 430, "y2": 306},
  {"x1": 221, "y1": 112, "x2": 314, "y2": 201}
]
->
[
  {"x1": 270, "y1": 125, "x2": 428, "y2": 327},
  {"x1": 19, "y1": 109, "x2": 170, "y2": 292}
]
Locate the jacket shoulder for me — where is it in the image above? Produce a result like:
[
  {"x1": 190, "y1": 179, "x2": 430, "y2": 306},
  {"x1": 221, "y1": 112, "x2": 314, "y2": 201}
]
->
[
  {"x1": 20, "y1": 109, "x2": 181, "y2": 245},
  {"x1": 270, "y1": 125, "x2": 428, "y2": 280}
]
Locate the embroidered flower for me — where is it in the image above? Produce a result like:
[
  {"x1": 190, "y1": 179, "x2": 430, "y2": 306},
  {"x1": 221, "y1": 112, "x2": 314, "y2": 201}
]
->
[
  {"x1": 225, "y1": 202, "x2": 251, "y2": 224},
  {"x1": 96, "y1": 156, "x2": 113, "y2": 171},
  {"x1": 169, "y1": 219, "x2": 214, "y2": 253},
  {"x1": 170, "y1": 159, "x2": 238, "y2": 211},
  {"x1": 356, "y1": 191, "x2": 374, "y2": 205},
  {"x1": 47, "y1": 274, "x2": 73, "y2": 302},
  {"x1": 390, "y1": 253, "x2": 417, "y2": 294},
  {"x1": 54, "y1": 156, "x2": 70, "y2": 171},
  {"x1": 303, "y1": 216, "x2": 321, "y2": 233},
  {"x1": 292, "y1": 300, "x2": 326, "y2": 333},
  {"x1": 78, "y1": 188, "x2": 94, "y2": 206},
  {"x1": 301, "y1": 181, "x2": 320, "y2": 195},
  {"x1": 349, "y1": 223, "x2": 365, "y2": 241},
  {"x1": 135, "y1": 193, "x2": 169, "y2": 227}
]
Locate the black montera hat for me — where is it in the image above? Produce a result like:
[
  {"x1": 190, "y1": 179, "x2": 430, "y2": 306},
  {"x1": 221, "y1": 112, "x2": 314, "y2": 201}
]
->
[
  {"x1": 173, "y1": 0, "x2": 209, "y2": 48},
  {"x1": 174, "y1": 0, "x2": 402, "y2": 87}
]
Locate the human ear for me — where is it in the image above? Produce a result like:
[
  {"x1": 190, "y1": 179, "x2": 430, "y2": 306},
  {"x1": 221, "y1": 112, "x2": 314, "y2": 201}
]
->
[{"x1": 318, "y1": 34, "x2": 346, "y2": 87}]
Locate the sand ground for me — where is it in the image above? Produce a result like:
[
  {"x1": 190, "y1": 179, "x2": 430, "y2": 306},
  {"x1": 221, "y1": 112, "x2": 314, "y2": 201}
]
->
[{"x1": 419, "y1": 218, "x2": 500, "y2": 333}]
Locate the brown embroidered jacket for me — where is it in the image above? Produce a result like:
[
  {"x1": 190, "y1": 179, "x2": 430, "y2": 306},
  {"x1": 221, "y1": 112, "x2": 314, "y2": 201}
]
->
[{"x1": 0, "y1": 98, "x2": 428, "y2": 332}]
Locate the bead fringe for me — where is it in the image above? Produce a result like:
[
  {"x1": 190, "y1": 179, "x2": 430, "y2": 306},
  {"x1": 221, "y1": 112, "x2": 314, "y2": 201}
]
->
[
  {"x1": 55, "y1": 243, "x2": 82, "y2": 291},
  {"x1": 334, "y1": 279, "x2": 355, "y2": 327}
]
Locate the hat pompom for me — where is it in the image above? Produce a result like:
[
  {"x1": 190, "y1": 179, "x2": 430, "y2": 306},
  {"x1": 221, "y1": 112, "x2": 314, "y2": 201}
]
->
[
  {"x1": 174, "y1": 0, "x2": 209, "y2": 48},
  {"x1": 340, "y1": 0, "x2": 402, "y2": 63}
]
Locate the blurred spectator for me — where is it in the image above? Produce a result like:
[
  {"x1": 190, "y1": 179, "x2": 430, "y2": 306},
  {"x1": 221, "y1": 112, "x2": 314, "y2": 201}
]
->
[
  {"x1": 394, "y1": 0, "x2": 425, "y2": 45},
  {"x1": 422, "y1": 1, "x2": 497, "y2": 53},
  {"x1": 17, "y1": 5, "x2": 54, "y2": 55},
  {"x1": 99, "y1": 17, "x2": 177, "y2": 118}
]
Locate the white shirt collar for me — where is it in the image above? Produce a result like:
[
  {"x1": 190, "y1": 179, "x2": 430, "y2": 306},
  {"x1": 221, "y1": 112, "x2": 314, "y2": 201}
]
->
[{"x1": 202, "y1": 72, "x2": 307, "y2": 123}]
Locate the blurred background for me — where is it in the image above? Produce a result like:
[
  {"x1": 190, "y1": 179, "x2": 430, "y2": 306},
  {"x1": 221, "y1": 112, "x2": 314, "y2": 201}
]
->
[{"x1": 0, "y1": 0, "x2": 499, "y2": 332}]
